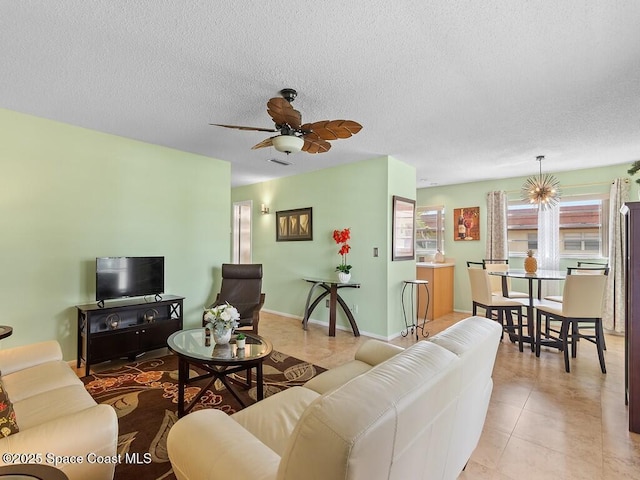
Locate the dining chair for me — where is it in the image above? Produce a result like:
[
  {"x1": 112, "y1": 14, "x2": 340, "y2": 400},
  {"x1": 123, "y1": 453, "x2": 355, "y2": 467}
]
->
[
  {"x1": 544, "y1": 265, "x2": 609, "y2": 303},
  {"x1": 482, "y1": 258, "x2": 509, "y2": 265},
  {"x1": 541, "y1": 266, "x2": 610, "y2": 350},
  {"x1": 577, "y1": 261, "x2": 609, "y2": 268},
  {"x1": 567, "y1": 266, "x2": 610, "y2": 275},
  {"x1": 467, "y1": 267, "x2": 526, "y2": 351},
  {"x1": 466, "y1": 261, "x2": 484, "y2": 268},
  {"x1": 483, "y1": 262, "x2": 529, "y2": 299},
  {"x1": 535, "y1": 273, "x2": 608, "y2": 373}
]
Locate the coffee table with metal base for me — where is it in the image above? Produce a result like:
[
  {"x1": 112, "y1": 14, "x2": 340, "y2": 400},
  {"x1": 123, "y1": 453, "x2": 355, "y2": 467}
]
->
[
  {"x1": 167, "y1": 329, "x2": 273, "y2": 417},
  {"x1": 0, "y1": 464, "x2": 69, "y2": 479}
]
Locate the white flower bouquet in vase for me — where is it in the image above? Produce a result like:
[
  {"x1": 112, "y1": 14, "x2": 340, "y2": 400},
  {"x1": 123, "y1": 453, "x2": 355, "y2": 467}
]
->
[{"x1": 203, "y1": 303, "x2": 240, "y2": 345}]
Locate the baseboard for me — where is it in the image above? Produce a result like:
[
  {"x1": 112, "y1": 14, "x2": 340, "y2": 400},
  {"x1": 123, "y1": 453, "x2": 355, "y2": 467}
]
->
[{"x1": 262, "y1": 308, "x2": 397, "y2": 341}]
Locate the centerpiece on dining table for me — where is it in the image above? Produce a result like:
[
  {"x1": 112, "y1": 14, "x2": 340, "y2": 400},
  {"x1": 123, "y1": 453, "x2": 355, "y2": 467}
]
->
[{"x1": 203, "y1": 302, "x2": 240, "y2": 345}]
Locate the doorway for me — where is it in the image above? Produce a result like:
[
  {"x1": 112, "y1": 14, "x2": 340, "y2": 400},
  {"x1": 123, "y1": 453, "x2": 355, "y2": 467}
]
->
[{"x1": 232, "y1": 200, "x2": 252, "y2": 264}]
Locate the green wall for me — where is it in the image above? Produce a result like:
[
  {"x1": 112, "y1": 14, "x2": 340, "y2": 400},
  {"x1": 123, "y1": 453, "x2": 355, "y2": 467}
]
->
[
  {"x1": 232, "y1": 156, "x2": 416, "y2": 339},
  {"x1": 0, "y1": 109, "x2": 231, "y2": 358},
  {"x1": 386, "y1": 157, "x2": 420, "y2": 336},
  {"x1": 3, "y1": 106, "x2": 633, "y2": 353},
  {"x1": 417, "y1": 163, "x2": 636, "y2": 313}
]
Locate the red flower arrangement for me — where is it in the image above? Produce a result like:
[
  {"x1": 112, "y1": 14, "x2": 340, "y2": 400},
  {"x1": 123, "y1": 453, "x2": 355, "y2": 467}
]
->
[{"x1": 333, "y1": 228, "x2": 352, "y2": 273}]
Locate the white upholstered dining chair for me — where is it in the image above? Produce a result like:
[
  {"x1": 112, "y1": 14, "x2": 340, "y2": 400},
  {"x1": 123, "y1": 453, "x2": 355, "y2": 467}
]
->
[
  {"x1": 468, "y1": 267, "x2": 526, "y2": 351},
  {"x1": 543, "y1": 264, "x2": 609, "y2": 303},
  {"x1": 535, "y1": 273, "x2": 608, "y2": 373},
  {"x1": 483, "y1": 262, "x2": 528, "y2": 299}
]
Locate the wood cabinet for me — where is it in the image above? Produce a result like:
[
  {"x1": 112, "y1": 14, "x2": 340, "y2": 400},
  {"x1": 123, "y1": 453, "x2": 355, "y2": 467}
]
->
[
  {"x1": 76, "y1": 295, "x2": 184, "y2": 376},
  {"x1": 416, "y1": 264, "x2": 454, "y2": 320},
  {"x1": 622, "y1": 202, "x2": 640, "y2": 433}
]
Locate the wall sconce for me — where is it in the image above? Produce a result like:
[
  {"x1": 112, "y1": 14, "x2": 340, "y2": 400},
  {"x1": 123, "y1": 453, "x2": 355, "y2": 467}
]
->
[{"x1": 260, "y1": 203, "x2": 270, "y2": 215}]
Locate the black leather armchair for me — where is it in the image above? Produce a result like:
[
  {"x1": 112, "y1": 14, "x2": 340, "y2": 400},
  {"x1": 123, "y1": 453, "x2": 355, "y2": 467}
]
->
[{"x1": 204, "y1": 263, "x2": 265, "y2": 334}]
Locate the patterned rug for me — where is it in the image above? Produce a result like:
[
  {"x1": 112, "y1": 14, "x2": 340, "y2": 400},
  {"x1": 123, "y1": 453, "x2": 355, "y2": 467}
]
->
[{"x1": 82, "y1": 351, "x2": 325, "y2": 480}]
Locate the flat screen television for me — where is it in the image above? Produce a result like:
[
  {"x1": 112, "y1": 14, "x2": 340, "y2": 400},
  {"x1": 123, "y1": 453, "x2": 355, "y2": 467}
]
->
[{"x1": 96, "y1": 256, "x2": 164, "y2": 302}]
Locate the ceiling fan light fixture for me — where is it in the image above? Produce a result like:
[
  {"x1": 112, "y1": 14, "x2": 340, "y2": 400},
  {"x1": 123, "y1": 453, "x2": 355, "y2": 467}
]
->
[{"x1": 272, "y1": 134, "x2": 304, "y2": 154}]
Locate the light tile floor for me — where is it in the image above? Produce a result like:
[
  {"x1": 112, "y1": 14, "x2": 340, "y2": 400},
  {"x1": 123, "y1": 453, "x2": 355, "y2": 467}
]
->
[
  {"x1": 257, "y1": 311, "x2": 640, "y2": 480},
  {"x1": 84, "y1": 310, "x2": 640, "y2": 479}
]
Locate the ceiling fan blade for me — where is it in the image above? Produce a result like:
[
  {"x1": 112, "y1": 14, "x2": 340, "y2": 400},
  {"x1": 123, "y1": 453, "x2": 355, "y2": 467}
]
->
[
  {"x1": 210, "y1": 123, "x2": 278, "y2": 133},
  {"x1": 267, "y1": 97, "x2": 302, "y2": 129},
  {"x1": 301, "y1": 120, "x2": 363, "y2": 140},
  {"x1": 251, "y1": 137, "x2": 275, "y2": 150},
  {"x1": 302, "y1": 135, "x2": 331, "y2": 154}
]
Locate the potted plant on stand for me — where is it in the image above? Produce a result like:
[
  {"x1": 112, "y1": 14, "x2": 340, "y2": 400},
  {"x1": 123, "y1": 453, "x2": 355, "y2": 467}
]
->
[
  {"x1": 235, "y1": 332, "x2": 246, "y2": 349},
  {"x1": 333, "y1": 227, "x2": 352, "y2": 283}
]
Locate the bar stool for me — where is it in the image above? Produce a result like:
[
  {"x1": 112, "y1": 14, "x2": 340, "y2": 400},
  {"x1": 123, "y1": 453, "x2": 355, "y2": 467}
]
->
[{"x1": 401, "y1": 280, "x2": 430, "y2": 340}]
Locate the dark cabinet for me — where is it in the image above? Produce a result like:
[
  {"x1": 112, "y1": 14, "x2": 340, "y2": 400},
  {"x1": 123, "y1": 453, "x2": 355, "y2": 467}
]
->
[
  {"x1": 77, "y1": 295, "x2": 184, "y2": 376},
  {"x1": 622, "y1": 202, "x2": 640, "y2": 433}
]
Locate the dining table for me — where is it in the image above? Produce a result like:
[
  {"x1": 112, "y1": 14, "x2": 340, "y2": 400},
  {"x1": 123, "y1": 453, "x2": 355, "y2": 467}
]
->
[{"x1": 488, "y1": 269, "x2": 566, "y2": 350}]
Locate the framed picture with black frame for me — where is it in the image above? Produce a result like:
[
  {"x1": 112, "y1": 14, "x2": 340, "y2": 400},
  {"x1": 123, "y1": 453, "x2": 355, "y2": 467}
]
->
[
  {"x1": 392, "y1": 195, "x2": 416, "y2": 260},
  {"x1": 276, "y1": 207, "x2": 313, "y2": 241}
]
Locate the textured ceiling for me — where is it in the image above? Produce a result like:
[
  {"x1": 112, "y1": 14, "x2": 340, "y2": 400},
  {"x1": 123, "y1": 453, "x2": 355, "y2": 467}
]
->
[{"x1": 2, "y1": 1, "x2": 639, "y2": 187}]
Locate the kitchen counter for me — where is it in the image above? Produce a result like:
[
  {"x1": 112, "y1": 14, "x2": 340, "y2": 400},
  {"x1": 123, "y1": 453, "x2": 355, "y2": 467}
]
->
[
  {"x1": 415, "y1": 262, "x2": 454, "y2": 320},
  {"x1": 417, "y1": 262, "x2": 455, "y2": 268}
]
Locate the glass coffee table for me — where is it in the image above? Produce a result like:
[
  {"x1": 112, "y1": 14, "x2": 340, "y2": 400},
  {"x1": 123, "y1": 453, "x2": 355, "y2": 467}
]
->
[
  {"x1": 0, "y1": 464, "x2": 69, "y2": 479},
  {"x1": 167, "y1": 329, "x2": 273, "y2": 417}
]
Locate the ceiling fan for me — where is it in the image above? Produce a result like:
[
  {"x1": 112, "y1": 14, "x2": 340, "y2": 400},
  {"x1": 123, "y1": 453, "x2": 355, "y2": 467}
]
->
[{"x1": 211, "y1": 88, "x2": 362, "y2": 154}]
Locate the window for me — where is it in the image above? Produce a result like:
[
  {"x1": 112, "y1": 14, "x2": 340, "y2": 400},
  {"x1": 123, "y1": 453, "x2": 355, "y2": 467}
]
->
[
  {"x1": 507, "y1": 195, "x2": 608, "y2": 257},
  {"x1": 563, "y1": 232, "x2": 600, "y2": 253},
  {"x1": 416, "y1": 205, "x2": 445, "y2": 255}
]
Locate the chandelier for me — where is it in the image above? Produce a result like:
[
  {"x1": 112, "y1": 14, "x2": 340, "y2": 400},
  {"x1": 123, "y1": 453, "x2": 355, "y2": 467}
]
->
[{"x1": 521, "y1": 155, "x2": 561, "y2": 209}]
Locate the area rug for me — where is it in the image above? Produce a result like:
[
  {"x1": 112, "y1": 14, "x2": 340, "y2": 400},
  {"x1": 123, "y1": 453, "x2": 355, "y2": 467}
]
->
[{"x1": 82, "y1": 351, "x2": 325, "y2": 480}]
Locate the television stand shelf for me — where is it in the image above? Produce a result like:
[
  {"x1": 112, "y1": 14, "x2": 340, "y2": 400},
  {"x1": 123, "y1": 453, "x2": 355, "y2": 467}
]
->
[{"x1": 76, "y1": 295, "x2": 184, "y2": 376}]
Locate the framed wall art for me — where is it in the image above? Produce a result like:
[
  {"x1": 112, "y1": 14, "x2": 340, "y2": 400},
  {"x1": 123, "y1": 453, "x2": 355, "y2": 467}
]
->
[
  {"x1": 392, "y1": 195, "x2": 416, "y2": 260},
  {"x1": 276, "y1": 207, "x2": 313, "y2": 241},
  {"x1": 453, "y1": 206, "x2": 480, "y2": 241}
]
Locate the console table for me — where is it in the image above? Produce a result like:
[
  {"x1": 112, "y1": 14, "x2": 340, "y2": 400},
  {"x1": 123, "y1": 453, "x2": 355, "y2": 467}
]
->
[
  {"x1": 0, "y1": 325, "x2": 13, "y2": 340},
  {"x1": 302, "y1": 278, "x2": 360, "y2": 337},
  {"x1": 76, "y1": 295, "x2": 184, "y2": 376}
]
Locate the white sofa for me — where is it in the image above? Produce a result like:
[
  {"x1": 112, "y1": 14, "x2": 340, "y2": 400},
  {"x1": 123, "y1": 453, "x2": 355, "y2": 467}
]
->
[
  {"x1": 167, "y1": 316, "x2": 502, "y2": 480},
  {"x1": 0, "y1": 340, "x2": 118, "y2": 480}
]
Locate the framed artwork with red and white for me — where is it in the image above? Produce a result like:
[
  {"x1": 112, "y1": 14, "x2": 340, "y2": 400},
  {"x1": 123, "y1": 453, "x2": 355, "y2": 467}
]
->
[{"x1": 453, "y1": 206, "x2": 480, "y2": 241}]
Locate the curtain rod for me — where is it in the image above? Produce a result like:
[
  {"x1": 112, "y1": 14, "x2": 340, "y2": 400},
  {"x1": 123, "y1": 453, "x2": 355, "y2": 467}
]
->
[{"x1": 505, "y1": 178, "x2": 628, "y2": 195}]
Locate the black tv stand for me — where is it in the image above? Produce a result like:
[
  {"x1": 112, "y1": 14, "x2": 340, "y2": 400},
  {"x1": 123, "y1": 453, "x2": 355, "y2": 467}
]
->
[
  {"x1": 96, "y1": 294, "x2": 164, "y2": 308},
  {"x1": 77, "y1": 295, "x2": 184, "y2": 376}
]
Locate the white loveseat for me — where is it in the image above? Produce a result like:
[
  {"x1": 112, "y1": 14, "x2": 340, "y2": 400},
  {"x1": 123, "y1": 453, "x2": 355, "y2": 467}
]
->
[
  {"x1": 0, "y1": 340, "x2": 118, "y2": 480},
  {"x1": 167, "y1": 316, "x2": 502, "y2": 480}
]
